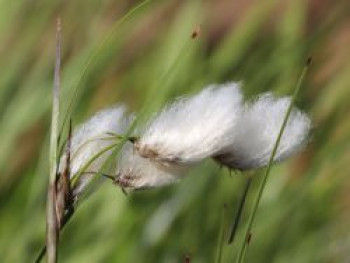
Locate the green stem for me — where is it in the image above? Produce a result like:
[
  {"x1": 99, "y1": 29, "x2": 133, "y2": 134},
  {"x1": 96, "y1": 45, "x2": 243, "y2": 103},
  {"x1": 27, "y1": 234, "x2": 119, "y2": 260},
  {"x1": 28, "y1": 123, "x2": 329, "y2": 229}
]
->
[
  {"x1": 216, "y1": 204, "x2": 228, "y2": 263},
  {"x1": 228, "y1": 176, "x2": 252, "y2": 245},
  {"x1": 46, "y1": 18, "x2": 62, "y2": 263},
  {"x1": 70, "y1": 134, "x2": 119, "y2": 161},
  {"x1": 235, "y1": 58, "x2": 311, "y2": 263},
  {"x1": 70, "y1": 142, "x2": 120, "y2": 187}
]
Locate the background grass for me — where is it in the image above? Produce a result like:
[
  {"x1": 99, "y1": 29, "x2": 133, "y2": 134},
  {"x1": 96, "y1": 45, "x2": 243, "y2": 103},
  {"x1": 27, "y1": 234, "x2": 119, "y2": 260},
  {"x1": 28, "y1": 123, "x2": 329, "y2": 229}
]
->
[{"x1": 1, "y1": 0, "x2": 350, "y2": 262}]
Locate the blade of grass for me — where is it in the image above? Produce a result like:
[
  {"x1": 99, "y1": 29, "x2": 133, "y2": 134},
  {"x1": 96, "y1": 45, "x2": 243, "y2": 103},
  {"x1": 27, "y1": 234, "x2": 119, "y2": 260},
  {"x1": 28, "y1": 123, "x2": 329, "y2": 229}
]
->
[
  {"x1": 58, "y1": 0, "x2": 151, "y2": 147},
  {"x1": 216, "y1": 204, "x2": 228, "y2": 263},
  {"x1": 70, "y1": 142, "x2": 120, "y2": 187},
  {"x1": 69, "y1": 134, "x2": 121, "y2": 163},
  {"x1": 135, "y1": 29, "x2": 199, "y2": 125},
  {"x1": 46, "y1": 18, "x2": 62, "y2": 263},
  {"x1": 227, "y1": 175, "x2": 253, "y2": 245},
  {"x1": 235, "y1": 57, "x2": 312, "y2": 263}
]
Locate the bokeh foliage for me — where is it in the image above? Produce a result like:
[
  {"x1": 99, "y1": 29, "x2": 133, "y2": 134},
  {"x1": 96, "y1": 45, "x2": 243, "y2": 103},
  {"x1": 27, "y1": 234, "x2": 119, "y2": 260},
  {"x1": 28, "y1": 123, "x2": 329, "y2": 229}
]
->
[{"x1": 0, "y1": 0, "x2": 350, "y2": 262}]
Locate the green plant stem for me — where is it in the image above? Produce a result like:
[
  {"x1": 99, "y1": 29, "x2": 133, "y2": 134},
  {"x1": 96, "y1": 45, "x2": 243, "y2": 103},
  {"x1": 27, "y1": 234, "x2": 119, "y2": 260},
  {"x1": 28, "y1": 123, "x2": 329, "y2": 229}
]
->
[
  {"x1": 135, "y1": 36, "x2": 195, "y2": 125},
  {"x1": 235, "y1": 58, "x2": 311, "y2": 263},
  {"x1": 46, "y1": 18, "x2": 61, "y2": 263},
  {"x1": 228, "y1": 176, "x2": 252, "y2": 245},
  {"x1": 70, "y1": 142, "x2": 119, "y2": 187},
  {"x1": 216, "y1": 204, "x2": 228, "y2": 263},
  {"x1": 70, "y1": 134, "x2": 121, "y2": 161}
]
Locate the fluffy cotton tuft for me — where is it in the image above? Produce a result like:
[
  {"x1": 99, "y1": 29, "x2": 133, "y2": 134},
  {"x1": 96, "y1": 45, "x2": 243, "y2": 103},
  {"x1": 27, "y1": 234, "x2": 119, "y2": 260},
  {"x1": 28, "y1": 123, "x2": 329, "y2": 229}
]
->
[
  {"x1": 215, "y1": 93, "x2": 311, "y2": 170},
  {"x1": 59, "y1": 105, "x2": 130, "y2": 196},
  {"x1": 135, "y1": 82, "x2": 243, "y2": 164},
  {"x1": 116, "y1": 143, "x2": 185, "y2": 190}
]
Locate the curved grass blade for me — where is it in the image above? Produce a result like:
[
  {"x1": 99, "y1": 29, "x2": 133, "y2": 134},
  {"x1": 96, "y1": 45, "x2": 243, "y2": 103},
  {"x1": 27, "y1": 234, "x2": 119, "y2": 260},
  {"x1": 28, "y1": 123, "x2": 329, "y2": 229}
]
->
[
  {"x1": 58, "y1": 0, "x2": 151, "y2": 147},
  {"x1": 216, "y1": 204, "x2": 228, "y2": 263},
  {"x1": 227, "y1": 176, "x2": 253, "y2": 245},
  {"x1": 235, "y1": 57, "x2": 312, "y2": 263}
]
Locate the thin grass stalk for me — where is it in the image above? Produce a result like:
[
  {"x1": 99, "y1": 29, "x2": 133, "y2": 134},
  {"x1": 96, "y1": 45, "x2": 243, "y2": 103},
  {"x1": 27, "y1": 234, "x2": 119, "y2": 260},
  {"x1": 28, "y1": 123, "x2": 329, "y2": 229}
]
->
[
  {"x1": 216, "y1": 204, "x2": 228, "y2": 263},
  {"x1": 70, "y1": 142, "x2": 120, "y2": 186},
  {"x1": 228, "y1": 176, "x2": 252, "y2": 245},
  {"x1": 58, "y1": 0, "x2": 151, "y2": 147},
  {"x1": 76, "y1": 131, "x2": 135, "y2": 203},
  {"x1": 135, "y1": 36, "x2": 197, "y2": 126},
  {"x1": 57, "y1": 132, "x2": 134, "y2": 167},
  {"x1": 46, "y1": 18, "x2": 62, "y2": 263},
  {"x1": 70, "y1": 134, "x2": 120, "y2": 161},
  {"x1": 36, "y1": 207, "x2": 75, "y2": 263},
  {"x1": 235, "y1": 58, "x2": 311, "y2": 263}
]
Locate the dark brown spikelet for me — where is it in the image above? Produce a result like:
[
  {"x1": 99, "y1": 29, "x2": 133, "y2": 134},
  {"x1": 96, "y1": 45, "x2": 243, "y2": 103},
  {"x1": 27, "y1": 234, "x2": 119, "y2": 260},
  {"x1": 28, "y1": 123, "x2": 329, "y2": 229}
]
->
[
  {"x1": 246, "y1": 232, "x2": 252, "y2": 244},
  {"x1": 191, "y1": 25, "x2": 201, "y2": 39},
  {"x1": 55, "y1": 120, "x2": 74, "y2": 229},
  {"x1": 306, "y1": 56, "x2": 312, "y2": 66}
]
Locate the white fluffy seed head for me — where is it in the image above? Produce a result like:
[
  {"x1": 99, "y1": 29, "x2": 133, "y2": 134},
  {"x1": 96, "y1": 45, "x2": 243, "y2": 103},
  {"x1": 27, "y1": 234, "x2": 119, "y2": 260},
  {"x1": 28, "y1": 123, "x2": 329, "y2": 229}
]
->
[
  {"x1": 59, "y1": 105, "x2": 130, "y2": 196},
  {"x1": 215, "y1": 93, "x2": 311, "y2": 170},
  {"x1": 116, "y1": 142, "x2": 185, "y2": 190},
  {"x1": 136, "y1": 82, "x2": 243, "y2": 164}
]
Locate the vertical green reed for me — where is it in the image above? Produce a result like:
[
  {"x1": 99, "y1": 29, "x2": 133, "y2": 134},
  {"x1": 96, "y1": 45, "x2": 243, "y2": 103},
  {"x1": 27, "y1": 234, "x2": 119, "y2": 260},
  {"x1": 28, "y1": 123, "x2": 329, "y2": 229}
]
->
[
  {"x1": 46, "y1": 18, "x2": 62, "y2": 263},
  {"x1": 235, "y1": 58, "x2": 311, "y2": 263}
]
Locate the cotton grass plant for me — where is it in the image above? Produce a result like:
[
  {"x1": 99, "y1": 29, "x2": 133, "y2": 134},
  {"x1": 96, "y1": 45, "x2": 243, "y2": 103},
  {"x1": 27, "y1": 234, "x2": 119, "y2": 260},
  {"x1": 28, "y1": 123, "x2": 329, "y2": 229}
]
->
[
  {"x1": 40, "y1": 66, "x2": 311, "y2": 262},
  {"x1": 2, "y1": 0, "x2": 349, "y2": 262},
  {"x1": 39, "y1": 3, "x2": 313, "y2": 263}
]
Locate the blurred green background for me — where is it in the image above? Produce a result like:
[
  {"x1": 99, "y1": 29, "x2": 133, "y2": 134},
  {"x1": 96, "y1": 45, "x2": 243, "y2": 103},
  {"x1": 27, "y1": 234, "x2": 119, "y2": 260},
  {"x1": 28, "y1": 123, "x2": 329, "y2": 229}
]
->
[{"x1": 1, "y1": 0, "x2": 350, "y2": 262}]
